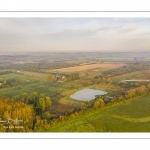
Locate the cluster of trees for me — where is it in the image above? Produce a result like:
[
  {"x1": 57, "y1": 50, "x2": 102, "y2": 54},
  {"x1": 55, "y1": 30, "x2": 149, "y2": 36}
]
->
[
  {"x1": 0, "y1": 98, "x2": 34, "y2": 132},
  {"x1": 100, "y1": 63, "x2": 150, "y2": 78},
  {"x1": 94, "y1": 77, "x2": 112, "y2": 84},
  {"x1": 54, "y1": 74, "x2": 66, "y2": 81},
  {"x1": 12, "y1": 92, "x2": 52, "y2": 120},
  {"x1": 53, "y1": 73, "x2": 80, "y2": 82},
  {"x1": 0, "y1": 80, "x2": 7, "y2": 88},
  {"x1": 107, "y1": 84, "x2": 150, "y2": 104},
  {"x1": 0, "y1": 71, "x2": 12, "y2": 75},
  {"x1": 94, "y1": 98, "x2": 105, "y2": 109},
  {"x1": 67, "y1": 73, "x2": 80, "y2": 81},
  {"x1": 125, "y1": 85, "x2": 150, "y2": 99},
  {"x1": 0, "y1": 92, "x2": 53, "y2": 132},
  {"x1": 118, "y1": 81, "x2": 140, "y2": 88},
  {"x1": 34, "y1": 107, "x2": 95, "y2": 131}
]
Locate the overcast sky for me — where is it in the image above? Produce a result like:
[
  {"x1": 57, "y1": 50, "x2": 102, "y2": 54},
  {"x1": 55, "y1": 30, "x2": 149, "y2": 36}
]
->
[{"x1": 0, "y1": 18, "x2": 150, "y2": 53}]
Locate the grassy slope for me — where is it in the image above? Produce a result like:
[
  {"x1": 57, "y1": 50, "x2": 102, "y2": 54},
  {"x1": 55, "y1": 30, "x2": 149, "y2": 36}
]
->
[{"x1": 48, "y1": 95, "x2": 150, "y2": 132}]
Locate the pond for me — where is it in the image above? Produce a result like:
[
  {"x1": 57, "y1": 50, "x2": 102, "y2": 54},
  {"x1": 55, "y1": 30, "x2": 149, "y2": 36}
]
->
[{"x1": 70, "y1": 88, "x2": 108, "y2": 101}]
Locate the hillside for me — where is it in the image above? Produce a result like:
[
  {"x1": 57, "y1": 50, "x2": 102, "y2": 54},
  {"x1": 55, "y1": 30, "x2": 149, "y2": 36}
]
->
[{"x1": 47, "y1": 95, "x2": 150, "y2": 132}]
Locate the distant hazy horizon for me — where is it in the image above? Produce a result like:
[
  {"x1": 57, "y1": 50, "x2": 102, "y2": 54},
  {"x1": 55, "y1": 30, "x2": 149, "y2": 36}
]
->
[{"x1": 0, "y1": 18, "x2": 150, "y2": 53}]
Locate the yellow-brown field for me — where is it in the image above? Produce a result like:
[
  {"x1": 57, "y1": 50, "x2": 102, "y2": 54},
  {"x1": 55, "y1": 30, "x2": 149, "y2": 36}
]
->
[{"x1": 51, "y1": 62, "x2": 126, "y2": 73}]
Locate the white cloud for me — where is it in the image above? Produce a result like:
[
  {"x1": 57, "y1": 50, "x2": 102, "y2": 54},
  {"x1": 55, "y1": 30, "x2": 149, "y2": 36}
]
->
[{"x1": 0, "y1": 18, "x2": 150, "y2": 52}]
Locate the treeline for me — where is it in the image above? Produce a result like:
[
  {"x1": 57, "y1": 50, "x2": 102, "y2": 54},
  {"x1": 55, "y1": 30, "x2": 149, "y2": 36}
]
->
[
  {"x1": 4, "y1": 62, "x2": 78, "y2": 72},
  {"x1": 99, "y1": 63, "x2": 150, "y2": 78},
  {"x1": 34, "y1": 98, "x2": 114, "y2": 131},
  {"x1": 108, "y1": 84, "x2": 150, "y2": 105},
  {"x1": 67, "y1": 73, "x2": 80, "y2": 81},
  {"x1": 0, "y1": 71, "x2": 12, "y2": 75},
  {"x1": 54, "y1": 73, "x2": 80, "y2": 81},
  {"x1": 125, "y1": 84, "x2": 150, "y2": 99},
  {"x1": 0, "y1": 92, "x2": 53, "y2": 132},
  {"x1": 34, "y1": 107, "x2": 95, "y2": 132},
  {"x1": 11, "y1": 92, "x2": 52, "y2": 120}
]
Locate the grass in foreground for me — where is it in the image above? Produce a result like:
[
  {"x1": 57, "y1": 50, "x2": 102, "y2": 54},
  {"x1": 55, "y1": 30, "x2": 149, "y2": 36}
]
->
[{"x1": 47, "y1": 95, "x2": 150, "y2": 132}]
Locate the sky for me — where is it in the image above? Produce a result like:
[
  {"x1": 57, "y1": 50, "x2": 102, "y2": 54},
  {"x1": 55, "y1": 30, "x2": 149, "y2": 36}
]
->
[{"x1": 0, "y1": 18, "x2": 150, "y2": 53}]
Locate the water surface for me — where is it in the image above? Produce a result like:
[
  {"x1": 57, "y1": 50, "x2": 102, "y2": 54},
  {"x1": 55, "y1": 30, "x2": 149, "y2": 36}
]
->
[{"x1": 70, "y1": 88, "x2": 107, "y2": 101}]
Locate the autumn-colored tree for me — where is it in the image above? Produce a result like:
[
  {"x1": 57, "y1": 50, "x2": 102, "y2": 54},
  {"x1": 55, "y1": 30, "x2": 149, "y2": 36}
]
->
[
  {"x1": 94, "y1": 98, "x2": 105, "y2": 109},
  {"x1": 80, "y1": 102, "x2": 85, "y2": 110},
  {"x1": 3, "y1": 80, "x2": 7, "y2": 85},
  {"x1": 85, "y1": 100, "x2": 89, "y2": 104},
  {"x1": 137, "y1": 85, "x2": 147, "y2": 96},
  {"x1": 45, "y1": 96, "x2": 52, "y2": 109},
  {"x1": 126, "y1": 89, "x2": 137, "y2": 99},
  {"x1": 118, "y1": 96, "x2": 124, "y2": 101},
  {"x1": 43, "y1": 112, "x2": 51, "y2": 120},
  {"x1": 147, "y1": 84, "x2": 150, "y2": 92},
  {"x1": 39, "y1": 98, "x2": 45, "y2": 111},
  {"x1": 107, "y1": 78, "x2": 112, "y2": 84},
  {"x1": 3, "y1": 111, "x2": 10, "y2": 120},
  {"x1": 0, "y1": 98, "x2": 34, "y2": 132},
  {"x1": 111, "y1": 97, "x2": 117, "y2": 104}
]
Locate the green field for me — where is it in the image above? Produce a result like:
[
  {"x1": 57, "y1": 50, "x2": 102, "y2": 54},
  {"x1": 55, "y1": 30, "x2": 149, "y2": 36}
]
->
[
  {"x1": 47, "y1": 95, "x2": 150, "y2": 132},
  {"x1": 0, "y1": 72, "x2": 64, "y2": 98}
]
